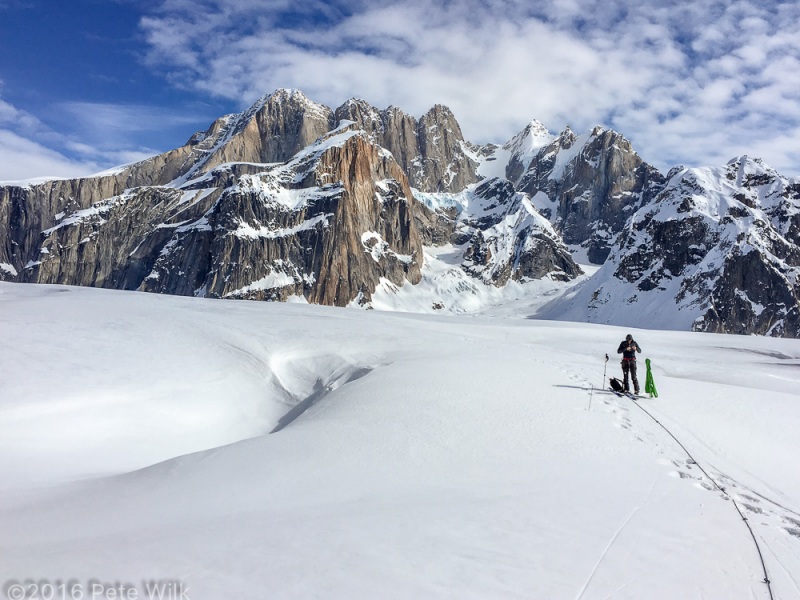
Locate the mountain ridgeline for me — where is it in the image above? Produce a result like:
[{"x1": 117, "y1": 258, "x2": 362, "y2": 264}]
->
[{"x1": 1, "y1": 89, "x2": 798, "y2": 336}]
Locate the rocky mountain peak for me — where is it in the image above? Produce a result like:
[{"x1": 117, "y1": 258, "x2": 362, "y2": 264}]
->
[
  {"x1": 332, "y1": 98, "x2": 478, "y2": 193},
  {"x1": 179, "y1": 88, "x2": 334, "y2": 180},
  {"x1": 558, "y1": 155, "x2": 800, "y2": 336},
  {"x1": 557, "y1": 126, "x2": 577, "y2": 149},
  {"x1": 725, "y1": 155, "x2": 781, "y2": 189},
  {"x1": 503, "y1": 120, "x2": 556, "y2": 184},
  {"x1": 333, "y1": 98, "x2": 384, "y2": 138},
  {"x1": 265, "y1": 88, "x2": 328, "y2": 112},
  {"x1": 503, "y1": 120, "x2": 553, "y2": 153},
  {"x1": 269, "y1": 87, "x2": 307, "y2": 101},
  {"x1": 337, "y1": 97, "x2": 378, "y2": 113},
  {"x1": 211, "y1": 88, "x2": 329, "y2": 141},
  {"x1": 511, "y1": 123, "x2": 665, "y2": 263},
  {"x1": 418, "y1": 104, "x2": 465, "y2": 140},
  {"x1": 412, "y1": 104, "x2": 479, "y2": 192},
  {"x1": 3, "y1": 87, "x2": 798, "y2": 336}
]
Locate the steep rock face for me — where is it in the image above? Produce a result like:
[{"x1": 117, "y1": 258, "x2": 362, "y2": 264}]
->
[
  {"x1": 5, "y1": 125, "x2": 422, "y2": 308},
  {"x1": 187, "y1": 129, "x2": 422, "y2": 306},
  {"x1": 516, "y1": 126, "x2": 665, "y2": 263},
  {"x1": 1, "y1": 176, "x2": 138, "y2": 280},
  {"x1": 334, "y1": 100, "x2": 480, "y2": 193},
  {"x1": 196, "y1": 89, "x2": 335, "y2": 175},
  {"x1": 413, "y1": 104, "x2": 480, "y2": 192},
  {"x1": 0, "y1": 90, "x2": 334, "y2": 282},
  {"x1": 546, "y1": 157, "x2": 800, "y2": 337},
  {"x1": 123, "y1": 89, "x2": 334, "y2": 187},
  {"x1": 29, "y1": 186, "x2": 221, "y2": 290},
  {"x1": 380, "y1": 106, "x2": 425, "y2": 174}
]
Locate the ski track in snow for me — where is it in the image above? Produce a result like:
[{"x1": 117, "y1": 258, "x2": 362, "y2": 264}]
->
[
  {"x1": 629, "y1": 397, "x2": 800, "y2": 540},
  {"x1": 575, "y1": 474, "x2": 661, "y2": 600},
  {"x1": 615, "y1": 396, "x2": 794, "y2": 598}
]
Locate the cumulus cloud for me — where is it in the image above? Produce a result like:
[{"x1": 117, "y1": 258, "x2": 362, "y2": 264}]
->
[{"x1": 139, "y1": 0, "x2": 800, "y2": 175}]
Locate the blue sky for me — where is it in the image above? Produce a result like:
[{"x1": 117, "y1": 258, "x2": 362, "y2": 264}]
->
[{"x1": 1, "y1": 0, "x2": 799, "y2": 180}]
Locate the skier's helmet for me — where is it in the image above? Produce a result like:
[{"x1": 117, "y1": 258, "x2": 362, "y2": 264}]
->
[{"x1": 625, "y1": 334, "x2": 633, "y2": 341}]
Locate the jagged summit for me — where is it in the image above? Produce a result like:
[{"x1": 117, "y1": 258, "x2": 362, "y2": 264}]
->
[
  {"x1": 185, "y1": 88, "x2": 329, "y2": 149},
  {"x1": 503, "y1": 120, "x2": 553, "y2": 152},
  {"x1": 544, "y1": 155, "x2": 800, "y2": 336},
  {"x1": 242, "y1": 88, "x2": 328, "y2": 116},
  {"x1": 332, "y1": 96, "x2": 479, "y2": 192},
  {"x1": 502, "y1": 120, "x2": 556, "y2": 185},
  {"x1": 269, "y1": 87, "x2": 309, "y2": 101},
  {"x1": 1, "y1": 88, "x2": 799, "y2": 336},
  {"x1": 556, "y1": 126, "x2": 577, "y2": 149}
]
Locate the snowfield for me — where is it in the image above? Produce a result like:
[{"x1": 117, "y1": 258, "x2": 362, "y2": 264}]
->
[{"x1": 1, "y1": 282, "x2": 800, "y2": 599}]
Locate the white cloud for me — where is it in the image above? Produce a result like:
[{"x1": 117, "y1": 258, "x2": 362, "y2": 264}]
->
[
  {"x1": 56, "y1": 101, "x2": 207, "y2": 145},
  {"x1": 0, "y1": 97, "x2": 173, "y2": 181},
  {"x1": 0, "y1": 99, "x2": 47, "y2": 133},
  {"x1": 138, "y1": 0, "x2": 800, "y2": 176},
  {"x1": 0, "y1": 129, "x2": 101, "y2": 182}
]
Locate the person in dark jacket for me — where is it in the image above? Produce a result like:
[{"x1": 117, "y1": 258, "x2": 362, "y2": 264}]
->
[{"x1": 617, "y1": 334, "x2": 642, "y2": 394}]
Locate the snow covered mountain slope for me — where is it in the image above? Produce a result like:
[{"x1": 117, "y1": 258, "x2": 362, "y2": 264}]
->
[
  {"x1": 512, "y1": 126, "x2": 666, "y2": 264},
  {"x1": 2, "y1": 282, "x2": 799, "y2": 599},
  {"x1": 411, "y1": 178, "x2": 581, "y2": 294},
  {"x1": 545, "y1": 156, "x2": 800, "y2": 336}
]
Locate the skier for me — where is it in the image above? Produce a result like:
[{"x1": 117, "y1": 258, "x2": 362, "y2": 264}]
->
[{"x1": 617, "y1": 334, "x2": 642, "y2": 395}]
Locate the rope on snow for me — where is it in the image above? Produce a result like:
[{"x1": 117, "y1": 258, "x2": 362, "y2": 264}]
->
[{"x1": 624, "y1": 397, "x2": 774, "y2": 600}]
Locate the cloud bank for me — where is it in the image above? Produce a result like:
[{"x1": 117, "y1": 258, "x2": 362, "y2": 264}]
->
[
  {"x1": 141, "y1": 0, "x2": 800, "y2": 175},
  {"x1": 0, "y1": 97, "x2": 203, "y2": 182},
  {"x1": 0, "y1": 98, "x2": 102, "y2": 182}
]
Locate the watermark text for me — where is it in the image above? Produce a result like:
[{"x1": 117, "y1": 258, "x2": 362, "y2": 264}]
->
[{"x1": 3, "y1": 579, "x2": 190, "y2": 600}]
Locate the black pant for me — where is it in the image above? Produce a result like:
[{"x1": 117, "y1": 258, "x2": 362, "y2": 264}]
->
[{"x1": 622, "y1": 359, "x2": 638, "y2": 392}]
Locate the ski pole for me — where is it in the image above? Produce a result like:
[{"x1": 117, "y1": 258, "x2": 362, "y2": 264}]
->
[{"x1": 603, "y1": 353, "x2": 609, "y2": 390}]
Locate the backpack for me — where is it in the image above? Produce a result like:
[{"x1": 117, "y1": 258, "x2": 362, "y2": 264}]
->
[{"x1": 609, "y1": 377, "x2": 624, "y2": 393}]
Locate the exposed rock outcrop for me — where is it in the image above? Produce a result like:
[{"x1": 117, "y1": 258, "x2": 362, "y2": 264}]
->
[
  {"x1": 516, "y1": 126, "x2": 665, "y2": 263},
  {"x1": 334, "y1": 100, "x2": 480, "y2": 193},
  {"x1": 544, "y1": 156, "x2": 800, "y2": 337},
  {"x1": 1, "y1": 118, "x2": 422, "y2": 307}
]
